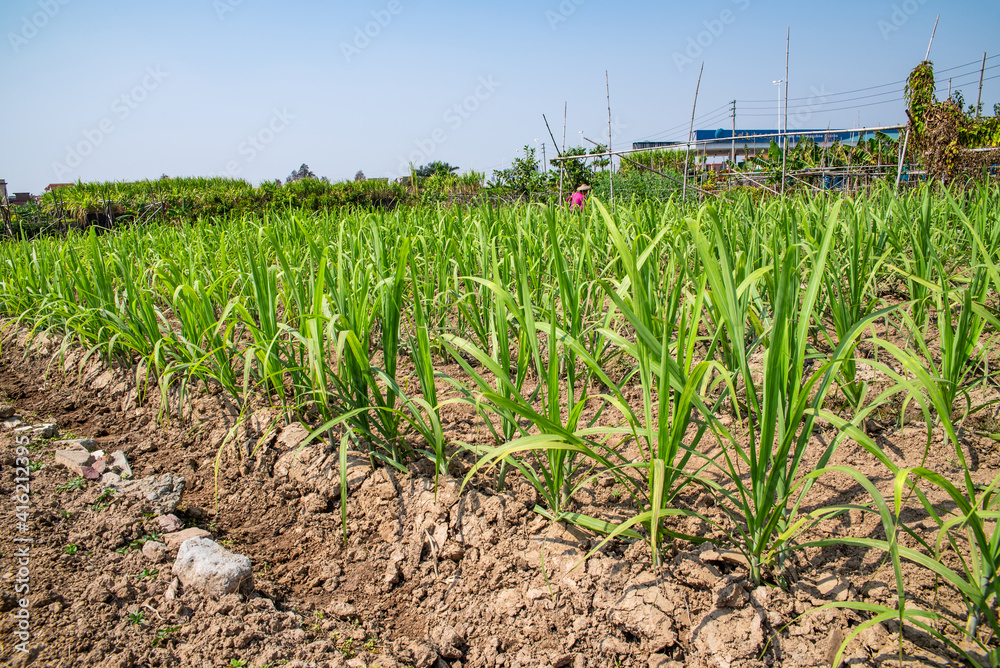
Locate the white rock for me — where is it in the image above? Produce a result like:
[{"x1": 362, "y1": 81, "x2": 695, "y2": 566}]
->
[
  {"x1": 13, "y1": 423, "x2": 58, "y2": 440},
  {"x1": 172, "y1": 537, "x2": 253, "y2": 598},
  {"x1": 1, "y1": 417, "x2": 23, "y2": 430}
]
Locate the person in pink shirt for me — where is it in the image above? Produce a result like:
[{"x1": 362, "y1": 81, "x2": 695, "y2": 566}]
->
[{"x1": 567, "y1": 184, "x2": 591, "y2": 210}]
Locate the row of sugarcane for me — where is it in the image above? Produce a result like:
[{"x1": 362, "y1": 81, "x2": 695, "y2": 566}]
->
[{"x1": 2, "y1": 182, "x2": 1000, "y2": 665}]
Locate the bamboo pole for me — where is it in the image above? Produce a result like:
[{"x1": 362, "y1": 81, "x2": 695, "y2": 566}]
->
[
  {"x1": 895, "y1": 127, "x2": 910, "y2": 191},
  {"x1": 781, "y1": 27, "x2": 790, "y2": 195},
  {"x1": 561, "y1": 102, "x2": 567, "y2": 202},
  {"x1": 977, "y1": 52, "x2": 987, "y2": 117},
  {"x1": 682, "y1": 62, "x2": 704, "y2": 201},
  {"x1": 606, "y1": 70, "x2": 614, "y2": 209},
  {"x1": 925, "y1": 14, "x2": 939, "y2": 61}
]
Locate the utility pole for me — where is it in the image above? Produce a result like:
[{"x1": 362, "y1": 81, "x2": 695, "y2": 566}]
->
[
  {"x1": 977, "y1": 51, "x2": 987, "y2": 117},
  {"x1": 541, "y1": 142, "x2": 547, "y2": 174},
  {"x1": 731, "y1": 100, "x2": 737, "y2": 167}
]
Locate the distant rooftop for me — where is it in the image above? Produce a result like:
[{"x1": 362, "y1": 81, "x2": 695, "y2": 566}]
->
[
  {"x1": 45, "y1": 183, "x2": 75, "y2": 192},
  {"x1": 634, "y1": 128, "x2": 902, "y2": 153}
]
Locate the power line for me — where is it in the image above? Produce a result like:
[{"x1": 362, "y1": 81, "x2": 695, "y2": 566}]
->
[
  {"x1": 737, "y1": 63, "x2": 1000, "y2": 109},
  {"x1": 739, "y1": 98, "x2": 901, "y2": 117},
  {"x1": 738, "y1": 66, "x2": 999, "y2": 115},
  {"x1": 738, "y1": 87, "x2": 905, "y2": 109},
  {"x1": 631, "y1": 54, "x2": 999, "y2": 143},
  {"x1": 636, "y1": 103, "x2": 732, "y2": 142},
  {"x1": 736, "y1": 54, "x2": 1000, "y2": 104},
  {"x1": 738, "y1": 73, "x2": 1000, "y2": 118}
]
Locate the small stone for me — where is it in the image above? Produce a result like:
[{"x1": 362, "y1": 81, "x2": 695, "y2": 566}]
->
[
  {"x1": 0, "y1": 405, "x2": 16, "y2": 419},
  {"x1": 142, "y1": 541, "x2": 169, "y2": 564},
  {"x1": 172, "y1": 537, "x2": 253, "y2": 598},
  {"x1": 410, "y1": 642, "x2": 438, "y2": 668},
  {"x1": 52, "y1": 438, "x2": 99, "y2": 452},
  {"x1": 550, "y1": 654, "x2": 574, "y2": 668},
  {"x1": 53, "y1": 449, "x2": 95, "y2": 476},
  {"x1": 1, "y1": 417, "x2": 23, "y2": 431},
  {"x1": 440, "y1": 543, "x2": 465, "y2": 562},
  {"x1": 600, "y1": 636, "x2": 630, "y2": 655},
  {"x1": 326, "y1": 601, "x2": 357, "y2": 620},
  {"x1": 431, "y1": 624, "x2": 465, "y2": 660},
  {"x1": 80, "y1": 466, "x2": 101, "y2": 480},
  {"x1": 815, "y1": 572, "x2": 849, "y2": 601},
  {"x1": 384, "y1": 561, "x2": 402, "y2": 587},
  {"x1": 105, "y1": 451, "x2": 132, "y2": 479},
  {"x1": 700, "y1": 548, "x2": 750, "y2": 568},
  {"x1": 164, "y1": 527, "x2": 212, "y2": 551},
  {"x1": 91, "y1": 370, "x2": 113, "y2": 390},
  {"x1": 92, "y1": 458, "x2": 107, "y2": 474},
  {"x1": 275, "y1": 422, "x2": 311, "y2": 451},
  {"x1": 157, "y1": 514, "x2": 184, "y2": 533},
  {"x1": 714, "y1": 578, "x2": 748, "y2": 608},
  {"x1": 100, "y1": 473, "x2": 122, "y2": 485},
  {"x1": 14, "y1": 423, "x2": 58, "y2": 440},
  {"x1": 526, "y1": 588, "x2": 548, "y2": 601},
  {"x1": 164, "y1": 578, "x2": 180, "y2": 601}
]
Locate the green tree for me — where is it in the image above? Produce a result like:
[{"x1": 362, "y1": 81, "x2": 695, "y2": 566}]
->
[
  {"x1": 553, "y1": 146, "x2": 594, "y2": 191},
  {"x1": 415, "y1": 162, "x2": 459, "y2": 178},
  {"x1": 489, "y1": 146, "x2": 546, "y2": 197}
]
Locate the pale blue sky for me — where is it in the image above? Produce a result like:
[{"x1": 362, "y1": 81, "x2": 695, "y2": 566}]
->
[{"x1": 1, "y1": 0, "x2": 998, "y2": 192}]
